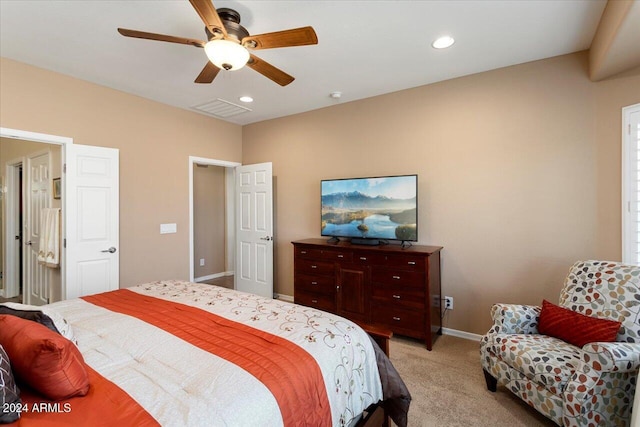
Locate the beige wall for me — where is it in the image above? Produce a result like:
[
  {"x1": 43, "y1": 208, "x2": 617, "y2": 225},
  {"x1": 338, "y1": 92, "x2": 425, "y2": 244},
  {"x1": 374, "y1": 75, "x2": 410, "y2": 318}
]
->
[
  {"x1": 243, "y1": 51, "x2": 640, "y2": 335},
  {"x1": 3, "y1": 52, "x2": 639, "y2": 335},
  {"x1": 193, "y1": 164, "x2": 226, "y2": 278},
  {"x1": 0, "y1": 57, "x2": 242, "y2": 288}
]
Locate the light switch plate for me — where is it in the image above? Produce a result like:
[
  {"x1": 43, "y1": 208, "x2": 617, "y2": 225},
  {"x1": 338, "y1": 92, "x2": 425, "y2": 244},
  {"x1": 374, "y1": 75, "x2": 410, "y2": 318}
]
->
[{"x1": 160, "y1": 223, "x2": 177, "y2": 234}]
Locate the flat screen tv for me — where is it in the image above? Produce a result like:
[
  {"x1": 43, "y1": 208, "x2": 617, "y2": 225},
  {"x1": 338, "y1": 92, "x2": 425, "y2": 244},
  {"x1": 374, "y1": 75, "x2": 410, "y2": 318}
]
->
[{"x1": 321, "y1": 174, "x2": 418, "y2": 244}]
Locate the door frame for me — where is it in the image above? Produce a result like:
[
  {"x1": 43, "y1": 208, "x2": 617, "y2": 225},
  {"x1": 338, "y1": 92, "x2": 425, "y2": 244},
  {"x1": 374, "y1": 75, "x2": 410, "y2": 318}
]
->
[
  {"x1": 622, "y1": 103, "x2": 640, "y2": 264},
  {"x1": 188, "y1": 156, "x2": 241, "y2": 283},
  {"x1": 0, "y1": 127, "x2": 71, "y2": 299},
  {"x1": 4, "y1": 159, "x2": 23, "y2": 298}
]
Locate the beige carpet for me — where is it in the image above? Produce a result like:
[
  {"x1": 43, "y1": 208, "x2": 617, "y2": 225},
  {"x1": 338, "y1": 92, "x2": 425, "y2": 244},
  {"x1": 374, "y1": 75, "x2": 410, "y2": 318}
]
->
[{"x1": 388, "y1": 334, "x2": 557, "y2": 427}]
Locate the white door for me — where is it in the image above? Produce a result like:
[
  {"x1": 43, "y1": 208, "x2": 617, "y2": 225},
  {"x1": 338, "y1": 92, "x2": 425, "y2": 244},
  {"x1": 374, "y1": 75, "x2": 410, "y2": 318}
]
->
[
  {"x1": 24, "y1": 151, "x2": 51, "y2": 305},
  {"x1": 235, "y1": 163, "x2": 273, "y2": 298},
  {"x1": 64, "y1": 144, "x2": 119, "y2": 299}
]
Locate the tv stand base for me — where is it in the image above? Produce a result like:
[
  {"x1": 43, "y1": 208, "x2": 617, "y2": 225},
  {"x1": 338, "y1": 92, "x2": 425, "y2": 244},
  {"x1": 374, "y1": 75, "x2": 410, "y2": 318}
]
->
[{"x1": 351, "y1": 238, "x2": 380, "y2": 246}]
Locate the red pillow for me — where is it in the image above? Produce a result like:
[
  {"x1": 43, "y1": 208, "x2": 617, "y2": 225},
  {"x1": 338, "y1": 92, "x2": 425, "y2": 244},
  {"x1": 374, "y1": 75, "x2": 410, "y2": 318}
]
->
[
  {"x1": 538, "y1": 299, "x2": 621, "y2": 347},
  {"x1": 0, "y1": 315, "x2": 89, "y2": 400}
]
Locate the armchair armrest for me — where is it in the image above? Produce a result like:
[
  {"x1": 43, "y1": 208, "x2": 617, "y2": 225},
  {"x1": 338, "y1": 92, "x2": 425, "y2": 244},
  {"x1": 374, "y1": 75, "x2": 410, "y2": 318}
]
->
[
  {"x1": 581, "y1": 342, "x2": 640, "y2": 373},
  {"x1": 564, "y1": 342, "x2": 640, "y2": 413},
  {"x1": 487, "y1": 303, "x2": 541, "y2": 335}
]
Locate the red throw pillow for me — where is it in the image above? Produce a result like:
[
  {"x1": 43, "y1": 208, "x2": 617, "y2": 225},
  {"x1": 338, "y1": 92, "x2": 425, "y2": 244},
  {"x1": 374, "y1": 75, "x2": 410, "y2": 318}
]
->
[
  {"x1": 538, "y1": 299, "x2": 621, "y2": 347},
  {"x1": 0, "y1": 315, "x2": 89, "y2": 400}
]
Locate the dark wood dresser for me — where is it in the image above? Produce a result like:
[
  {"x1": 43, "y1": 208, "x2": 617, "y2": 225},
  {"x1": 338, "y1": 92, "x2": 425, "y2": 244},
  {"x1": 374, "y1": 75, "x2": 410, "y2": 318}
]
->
[{"x1": 292, "y1": 238, "x2": 443, "y2": 350}]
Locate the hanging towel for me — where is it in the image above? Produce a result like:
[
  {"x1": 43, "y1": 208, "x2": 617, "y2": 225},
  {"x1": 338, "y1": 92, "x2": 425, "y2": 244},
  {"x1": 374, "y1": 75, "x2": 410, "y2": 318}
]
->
[{"x1": 38, "y1": 208, "x2": 60, "y2": 268}]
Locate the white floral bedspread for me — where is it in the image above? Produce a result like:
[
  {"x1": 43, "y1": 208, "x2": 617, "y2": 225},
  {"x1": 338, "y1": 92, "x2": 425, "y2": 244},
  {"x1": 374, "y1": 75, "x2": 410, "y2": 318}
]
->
[{"x1": 48, "y1": 280, "x2": 383, "y2": 426}]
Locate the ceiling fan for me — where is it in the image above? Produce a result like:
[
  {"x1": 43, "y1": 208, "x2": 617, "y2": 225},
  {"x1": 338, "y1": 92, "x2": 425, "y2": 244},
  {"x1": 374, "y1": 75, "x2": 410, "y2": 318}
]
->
[{"x1": 117, "y1": 0, "x2": 318, "y2": 86}]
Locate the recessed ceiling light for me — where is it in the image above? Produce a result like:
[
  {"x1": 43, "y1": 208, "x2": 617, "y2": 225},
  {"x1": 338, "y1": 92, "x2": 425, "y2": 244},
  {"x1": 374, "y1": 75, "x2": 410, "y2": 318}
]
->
[
  {"x1": 432, "y1": 36, "x2": 455, "y2": 49},
  {"x1": 239, "y1": 96, "x2": 253, "y2": 103}
]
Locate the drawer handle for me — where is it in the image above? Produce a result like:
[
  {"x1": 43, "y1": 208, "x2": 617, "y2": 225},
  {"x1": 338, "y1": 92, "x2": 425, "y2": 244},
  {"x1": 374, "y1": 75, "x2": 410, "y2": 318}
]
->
[
  {"x1": 392, "y1": 294, "x2": 401, "y2": 299},
  {"x1": 408, "y1": 261, "x2": 416, "y2": 265},
  {"x1": 301, "y1": 251, "x2": 307, "y2": 254},
  {"x1": 360, "y1": 257, "x2": 367, "y2": 261},
  {"x1": 311, "y1": 265, "x2": 317, "y2": 269},
  {"x1": 311, "y1": 299, "x2": 318, "y2": 303},
  {"x1": 311, "y1": 281, "x2": 318, "y2": 285},
  {"x1": 337, "y1": 254, "x2": 344, "y2": 258},
  {"x1": 393, "y1": 316, "x2": 401, "y2": 321},
  {"x1": 392, "y1": 275, "x2": 401, "y2": 280}
]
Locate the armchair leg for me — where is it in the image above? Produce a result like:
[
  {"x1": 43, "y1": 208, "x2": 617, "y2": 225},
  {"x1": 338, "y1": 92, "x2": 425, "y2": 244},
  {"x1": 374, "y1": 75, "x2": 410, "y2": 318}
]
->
[{"x1": 483, "y1": 369, "x2": 497, "y2": 392}]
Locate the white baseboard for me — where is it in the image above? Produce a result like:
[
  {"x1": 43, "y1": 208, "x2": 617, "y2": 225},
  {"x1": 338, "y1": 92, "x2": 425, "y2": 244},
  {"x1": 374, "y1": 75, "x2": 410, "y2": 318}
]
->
[
  {"x1": 194, "y1": 271, "x2": 234, "y2": 283},
  {"x1": 442, "y1": 327, "x2": 482, "y2": 341},
  {"x1": 275, "y1": 293, "x2": 294, "y2": 303}
]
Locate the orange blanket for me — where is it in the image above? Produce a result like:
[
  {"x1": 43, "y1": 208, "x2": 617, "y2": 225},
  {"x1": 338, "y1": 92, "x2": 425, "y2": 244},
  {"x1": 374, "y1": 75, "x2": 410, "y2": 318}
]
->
[{"x1": 82, "y1": 289, "x2": 333, "y2": 426}]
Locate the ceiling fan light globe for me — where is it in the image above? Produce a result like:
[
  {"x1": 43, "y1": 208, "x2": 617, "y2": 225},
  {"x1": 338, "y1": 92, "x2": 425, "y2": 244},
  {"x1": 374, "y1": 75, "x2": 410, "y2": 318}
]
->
[{"x1": 204, "y1": 39, "x2": 249, "y2": 71}]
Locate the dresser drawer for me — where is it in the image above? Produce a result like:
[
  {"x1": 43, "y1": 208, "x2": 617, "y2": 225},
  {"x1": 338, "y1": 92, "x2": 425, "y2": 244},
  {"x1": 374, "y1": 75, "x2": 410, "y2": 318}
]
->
[
  {"x1": 295, "y1": 290, "x2": 336, "y2": 312},
  {"x1": 352, "y1": 252, "x2": 386, "y2": 265},
  {"x1": 295, "y1": 273, "x2": 335, "y2": 294},
  {"x1": 382, "y1": 254, "x2": 425, "y2": 271},
  {"x1": 296, "y1": 259, "x2": 335, "y2": 276},
  {"x1": 321, "y1": 250, "x2": 352, "y2": 262},
  {"x1": 371, "y1": 285, "x2": 425, "y2": 309},
  {"x1": 295, "y1": 246, "x2": 326, "y2": 259},
  {"x1": 371, "y1": 267, "x2": 424, "y2": 288},
  {"x1": 371, "y1": 303, "x2": 424, "y2": 338},
  {"x1": 296, "y1": 246, "x2": 352, "y2": 262}
]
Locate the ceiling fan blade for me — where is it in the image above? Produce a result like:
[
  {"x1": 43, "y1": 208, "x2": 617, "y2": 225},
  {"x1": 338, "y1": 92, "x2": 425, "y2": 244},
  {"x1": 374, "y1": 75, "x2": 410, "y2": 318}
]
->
[
  {"x1": 247, "y1": 54, "x2": 294, "y2": 86},
  {"x1": 195, "y1": 61, "x2": 220, "y2": 84},
  {"x1": 242, "y1": 27, "x2": 318, "y2": 50},
  {"x1": 189, "y1": 0, "x2": 227, "y2": 37},
  {"x1": 118, "y1": 28, "x2": 205, "y2": 48}
]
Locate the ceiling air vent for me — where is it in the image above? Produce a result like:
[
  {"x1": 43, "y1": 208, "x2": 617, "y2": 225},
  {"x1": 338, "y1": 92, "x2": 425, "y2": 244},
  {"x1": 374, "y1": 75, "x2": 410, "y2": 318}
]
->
[{"x1": 191, "y1": 98, "x2": 251, "y2": 118}]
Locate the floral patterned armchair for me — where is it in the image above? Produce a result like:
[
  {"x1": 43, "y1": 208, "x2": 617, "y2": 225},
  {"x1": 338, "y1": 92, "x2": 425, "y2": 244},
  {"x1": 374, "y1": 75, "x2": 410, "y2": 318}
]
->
[{"x1": 480, "y1": 260, "x2": 640, "y2": 426}]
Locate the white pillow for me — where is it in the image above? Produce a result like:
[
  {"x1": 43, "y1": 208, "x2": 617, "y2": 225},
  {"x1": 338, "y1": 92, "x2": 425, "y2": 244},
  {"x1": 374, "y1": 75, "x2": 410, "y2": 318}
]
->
[{"x1": 0, "y1": 302, "x2": 77, "y2": 345}]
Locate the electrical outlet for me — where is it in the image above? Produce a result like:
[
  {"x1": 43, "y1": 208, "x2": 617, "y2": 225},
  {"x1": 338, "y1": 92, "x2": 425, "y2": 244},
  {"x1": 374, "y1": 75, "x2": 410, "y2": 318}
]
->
[
  {"x1": 199, "y1": 258, "x2": 205, "y2": 267},
  {"x1": 444, "y1": 296, "x2": 453, "y2": 310}
]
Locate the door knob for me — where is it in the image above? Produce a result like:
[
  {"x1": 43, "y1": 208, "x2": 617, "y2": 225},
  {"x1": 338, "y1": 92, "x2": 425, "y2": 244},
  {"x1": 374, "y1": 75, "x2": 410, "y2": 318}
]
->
[
  {"x1": 259, "y1": 236, "x2": 273, "y2": 241},
  {"x1": 25, "y1": 241, "x2": 32, "y2": 246},
  {"x1": 101, "y1": 247, "x2": 117, "y2": 253}
]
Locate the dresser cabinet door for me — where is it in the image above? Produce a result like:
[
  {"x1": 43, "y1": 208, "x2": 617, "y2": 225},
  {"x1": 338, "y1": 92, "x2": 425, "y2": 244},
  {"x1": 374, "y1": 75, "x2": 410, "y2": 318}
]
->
[{"x1": 336, "y1": 264, "x2": 369, "y2": 323}]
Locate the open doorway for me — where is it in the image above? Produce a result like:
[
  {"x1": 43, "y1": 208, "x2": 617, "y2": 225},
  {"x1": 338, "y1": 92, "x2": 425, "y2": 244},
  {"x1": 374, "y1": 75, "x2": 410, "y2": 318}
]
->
[
  {"x1": 189, "y1": 157, "x2": 240, "y2": 287},
  {"x1": 1, "y1": 138, "x2": 63, "y2": 305},
  {"x1": 189, "y1": 157, "x2": 275, "y2": 298}
]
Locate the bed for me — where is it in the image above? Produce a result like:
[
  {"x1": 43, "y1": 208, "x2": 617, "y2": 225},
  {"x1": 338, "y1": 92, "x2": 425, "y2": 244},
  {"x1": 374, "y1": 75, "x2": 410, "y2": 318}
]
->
[{"x1": 0, "y1": 280, "x2": 410, "y2": 426}]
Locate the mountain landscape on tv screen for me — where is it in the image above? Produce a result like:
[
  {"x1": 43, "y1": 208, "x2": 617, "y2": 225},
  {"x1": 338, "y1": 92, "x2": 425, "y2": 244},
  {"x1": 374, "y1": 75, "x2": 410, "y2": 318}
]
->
[
  {"x1": 321, "y1": 191, "x2": 417, "y2": 241},
  {"x1": 321, "y1": 191, "x2": 415, "y2": 209}
]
